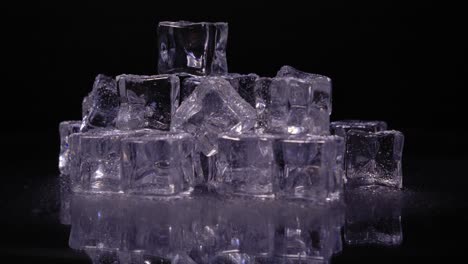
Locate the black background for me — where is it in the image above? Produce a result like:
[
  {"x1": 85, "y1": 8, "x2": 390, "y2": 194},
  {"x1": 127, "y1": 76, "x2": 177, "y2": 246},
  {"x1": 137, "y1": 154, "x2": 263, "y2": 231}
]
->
[{"x1": 2, "y1": 1, "x2": 467, "y2": 263}]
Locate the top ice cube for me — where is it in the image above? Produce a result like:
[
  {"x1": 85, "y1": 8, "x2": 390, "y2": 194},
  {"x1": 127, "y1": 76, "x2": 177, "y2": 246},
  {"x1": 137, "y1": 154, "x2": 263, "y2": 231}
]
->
[{"x1": 157, "y1": 21, "x2": 228, "y2": 76}]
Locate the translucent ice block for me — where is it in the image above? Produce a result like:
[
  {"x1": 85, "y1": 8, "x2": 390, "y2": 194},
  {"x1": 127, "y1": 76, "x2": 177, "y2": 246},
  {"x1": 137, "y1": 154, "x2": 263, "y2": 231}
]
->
[
  {"x1": 116, "y1": 74, "x2": 180, "y2": 131},
  {"x1": 345, "y1": 130, "x2": 404, "y2": 189},
  {"x1": 276, "y1": 65, "x2": 332, "y2": 115},
  {"x1": 121, "y1": 132, "x2": 194, "y2": 196},
  {"x1": 216, "y1": 133, "x2": 281, "y2": 198},
  {"x1": 74, "y1": 129, "x2": 136, "y2": 193},
  {"x1": 279, "y1": 135, "x2": 343, "y2": 202},
  {"x1": 59, "y1": 120, "x2": 81, "y2": 174},
  {"x1": 81, "y1": 74, "x2": 119, "y2": 131},
  {"x1": 255, "y1": 77, "x2": 330, "y2": 135},
  {"x1": 330, "y1": 120, "x2": 387, "y2": 138},
  {"x1": 158, "y1": 21, "x2": 228, "y2": 76},
  {"x1": 171, "y1": 77, "x2": 256, "y2": 156}
]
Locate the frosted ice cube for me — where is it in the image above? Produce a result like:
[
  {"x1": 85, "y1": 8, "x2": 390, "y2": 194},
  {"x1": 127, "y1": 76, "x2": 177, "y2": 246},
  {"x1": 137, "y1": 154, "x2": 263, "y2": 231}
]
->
[
  {"x1": 330, "y1": 120, "x2": 387, "y2": 138},
  {"x1": 116, "y1": 74, "x2": 180, "y2": 131},
  {"x1": 345, "y1": 130, "x2": 404, "y2": 189},
  {"x1": 59, "y1": 121, "x2": 81, "y2": 174},
  {"x1": 171, "y1": 77, "x2": 256, "y2": 156},
  {"x1": 216, "y1": 133, "x2": 281, "y2": 198},
  {"x1": 254, "y1": 77, "x2": 330, "y2": 135},
  {"x1": 158, "y1": 21, "x2": 228, "y2": 75},
  {"x1": 121, "y1": 132, "x2": 194, "y2": 196},
  {"x1": 276, "y1": 65, "x2": 332, "y2": 115},
  {"x1": 81, "y1": 74, "x2": 119, "y2": 131}
]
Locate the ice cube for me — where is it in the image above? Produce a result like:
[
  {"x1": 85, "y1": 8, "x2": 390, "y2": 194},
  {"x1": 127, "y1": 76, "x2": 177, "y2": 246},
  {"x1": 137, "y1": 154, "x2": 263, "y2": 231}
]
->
[
  {"x1": 279, "y1": 135, "x2": 343, "y2": 202},
  {"x1": 276, "y1": 65, "x2": 332, "y2": 115},
  {"x1": 180, "y1": 73, "x2": 258, "y2": 107},
  {"x1": 216, "y1": 133, "x2": 281, "y2": 198},
  {"x1": 223, "y1": 73, "x2": 259, "y2": 108},
  {"x1": 121, "y1": 132, "x2": 194, "y2": 196},
  {"x1": 59, "y1": 121, "x2": 81, "y2": 174},
  {"x1": 75, "y1": 129, "x2": 137, "y2": 193},
  {"x1": 345, "y1": 130, "x2": 404, "y2": 189},
  {"x1": 193, "y1": 151, "x2": 218, "y2": 189},
  {"x1": 158, "y1": 21, "x2": 228, "y2": 75},
  {"x1": 116, "y1": 74, "x2": 180, "y2": 130},
  {"x1": 254, "y1": 77, "x2": 330, "y2": 135},
  {"x1": 330, "y1": 120, "x2": 388, "y2": 138},
  {"x1": 171, "y1": 77, "x2": 256, "y2": 156},
  {"x1": 179, "y1": 74, "x2": 202, "y2": 103},
  {"x1": 81, "y1": 74, "x2": 119, "y2": 131}
]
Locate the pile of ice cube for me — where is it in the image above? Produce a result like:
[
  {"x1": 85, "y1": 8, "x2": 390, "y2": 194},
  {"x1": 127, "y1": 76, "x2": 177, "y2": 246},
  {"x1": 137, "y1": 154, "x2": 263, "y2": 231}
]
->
[{"x1": 59, "y1": 21, "x2": 404, "y2": 202}]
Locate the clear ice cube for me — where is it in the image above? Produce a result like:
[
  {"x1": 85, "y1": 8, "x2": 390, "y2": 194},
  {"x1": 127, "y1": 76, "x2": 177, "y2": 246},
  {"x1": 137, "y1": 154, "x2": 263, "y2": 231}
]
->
[
  {"x1": 330, "y1": 120, "x2": 388, "y2": 138},
  {"x1": 178, "y1": 74, "x2": 202, "y2": 103},
  {"x1": 276, "y1": 65, "x2": 332, "y2": 115},
  {"x1": 75, "y1": 129, "x2": 136, "y2": 193},
  {"x1": 121, "y1": 132, "x2": 194, "y2": 196},
  {"x1": 255, "y1": 77, "x2": 330, "y2": 135},
  {"x1": 116, "y1": 74, "x2": 180, "y2": 131},
  {"x1": 345, "y1": 130, "x2": 404, "y2": 189},
  {"x1": 59, "y1": 120, "x2": 81, "y2": 174},
  {"x1": 279, "y1": 135, "x2": 343, "y2": 201},
  {"x1": 171, "y1": 77, "x2": 256, "y2": 156},
  {"x1": 158, "y1": 21, "x2": 228, "y2": 76},
  {"x1": 223, "y1": 73, "x2": 259, "y2": 108},
  {"x1": 216, "y1": 133, "x2": 281, "y2": 197},
  {"x1": 81, "y1": 74, "x2": 119, "y2": 131}
]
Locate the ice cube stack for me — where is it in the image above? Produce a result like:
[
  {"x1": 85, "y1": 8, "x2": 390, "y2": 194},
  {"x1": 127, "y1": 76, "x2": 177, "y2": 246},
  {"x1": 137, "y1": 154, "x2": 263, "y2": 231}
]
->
[{"x1": 59, "y1": 21, "x2": 404, "y2": 202}]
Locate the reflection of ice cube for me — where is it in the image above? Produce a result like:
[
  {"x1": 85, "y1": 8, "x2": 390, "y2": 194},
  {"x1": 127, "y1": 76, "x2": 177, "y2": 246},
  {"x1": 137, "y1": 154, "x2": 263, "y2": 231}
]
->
[
  {"x1": 69, "y1": 195, "x2": 126, "y2": 250},
  {"x1": 68, "y1": 195, "x2": 344, "y2": 264},
  {"x1": 274, "y1": 202, "x2": 344, "y2": 262},
  {"x1": 158, "y1": 21, "x2": 228, "y2": 76},
  {"x1": 345, "y1": 187, "x2": 403, "y2": 246},
  {"x1": 345, "y1": 130, "x2": 404, "y2": 189}
]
